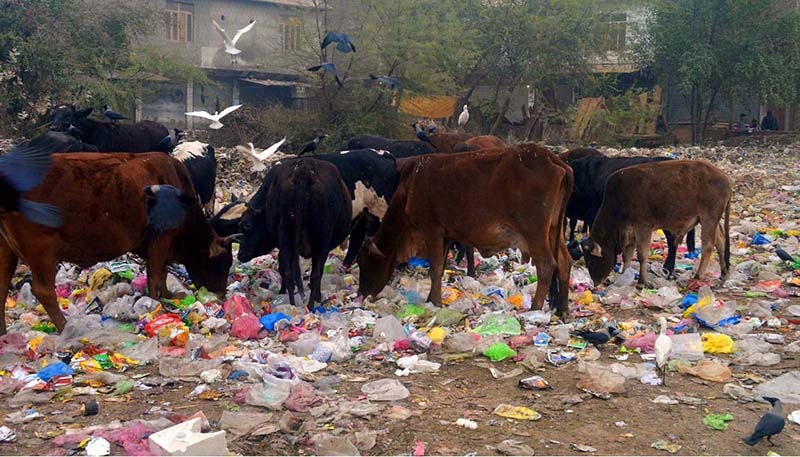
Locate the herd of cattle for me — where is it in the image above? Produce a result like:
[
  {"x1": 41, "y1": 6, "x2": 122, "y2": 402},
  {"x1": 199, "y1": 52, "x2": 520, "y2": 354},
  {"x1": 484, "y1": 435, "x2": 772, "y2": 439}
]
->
[{"x1": 0, "y1": 105, "x2": 732, "y2": 335}]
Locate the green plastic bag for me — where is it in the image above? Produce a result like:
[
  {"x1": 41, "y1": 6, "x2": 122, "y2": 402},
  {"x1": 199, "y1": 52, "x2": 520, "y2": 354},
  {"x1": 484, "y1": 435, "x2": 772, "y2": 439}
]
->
[
  {"x1": 177, "y1": 294, "x2": 197, "y2": 309},
  {"x1": 703, "y1": 413, "x2": 733, "y2": 431},
  {"x1": 474, "y1": 314, "x2": 521, "y2": 336},
  {"x1": 114, "y1": 380, "x2": 135, "y2": 396},
  {"x1": 435, "y1": 308, "x2": 464, "y2": 326},
  {"x1": 483, "y1": 342, "x2": 517, "y2": 361},
  {"x1": 115, "y1": 270, "x2": 134, "y2": 281},
  {"x1": 398, "y1": 304, "x2": 425, "y2": 319},
  {"x1": 196, "y1": 287, "x2": 219, "y2": 305}
]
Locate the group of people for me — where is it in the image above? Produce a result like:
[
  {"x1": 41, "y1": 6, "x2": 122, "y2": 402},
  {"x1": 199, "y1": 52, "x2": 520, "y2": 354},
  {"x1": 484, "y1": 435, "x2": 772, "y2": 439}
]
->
[{"x1": 735, "y1": 111, "x2": 781, "y2": 131}]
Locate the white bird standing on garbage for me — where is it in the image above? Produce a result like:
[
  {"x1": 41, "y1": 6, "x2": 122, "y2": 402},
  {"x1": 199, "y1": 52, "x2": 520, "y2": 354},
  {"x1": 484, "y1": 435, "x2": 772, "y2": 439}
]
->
[
  {"x1": 458, "y1": 104, "x2": 469, "y2": 128},
  {"x1": 185, "y1": 104, "x2": 242, "y2": 130},
  {"x1": 655, "y1": 316, "x2": 672, "y2": 385},
  {"x1": 236, "y1": 137, "x2": 285, "y2": 172}
]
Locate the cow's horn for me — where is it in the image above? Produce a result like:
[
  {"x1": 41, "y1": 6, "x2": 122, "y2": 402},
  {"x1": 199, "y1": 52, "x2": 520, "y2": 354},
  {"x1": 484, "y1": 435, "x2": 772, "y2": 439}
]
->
[
  {"x1": 224, "y1": 233, "x2": 243, "y2": 244},
  {"x1": 368, "y1": 240, "x2": 385, "y2": 259}
]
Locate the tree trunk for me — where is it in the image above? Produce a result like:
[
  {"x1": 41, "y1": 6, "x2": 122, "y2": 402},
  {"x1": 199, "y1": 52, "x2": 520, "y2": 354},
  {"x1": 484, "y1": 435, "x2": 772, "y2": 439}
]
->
[
  {"x1": 690, "y1": 85, "x2": 698, "y2": 145},
  {"x1": 727, "y1": 92, "x2": 735, "y2": 130},
  {"x1": 701, "y1": 86, "x2": 719, "y2": 142},
  {"x1": 522, "y1": 103, "x2": 542, "y2": 141},
  {"x1": 490, "y1": 87, "x2": 514, "y2": 135}
]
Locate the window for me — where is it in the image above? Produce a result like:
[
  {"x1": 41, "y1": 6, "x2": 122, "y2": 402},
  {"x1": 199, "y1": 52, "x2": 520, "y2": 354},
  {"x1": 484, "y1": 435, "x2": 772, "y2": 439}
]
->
[
  {"x1": 166, "y1": 1, "x2": 194, "y2": 42},
  {"x1": 280, "y1": 17, "x2": 301, "y2": 52},
  {"x1": 603, "y1": 12, "x2": 627, "y2": 52}
]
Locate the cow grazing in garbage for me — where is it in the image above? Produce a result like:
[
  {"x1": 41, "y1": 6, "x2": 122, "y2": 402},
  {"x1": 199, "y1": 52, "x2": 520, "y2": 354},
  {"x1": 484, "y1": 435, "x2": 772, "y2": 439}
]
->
[
  {"x1": 210, "y1": 200, "x2": 248, "y2": 237},
  {"x1": 566, "y1": 155, "x2": 697, "y2": 274},
  {"x1": 49, "y1": 105, "x2": 168, "y2": 153},
  {"x1": 172, "y1": 141, "x2": 218, "y2": 214},
  {"x1": 236, "y1": 149, "x2": 397, "y2": 269},
  {"x1": 0, "y1": 152, "x2": 233, "y2": 334},
  {"x1": 238, "y1": 158, "x2": 352, "y2": 306},
  {"x1": 577, "y1": 159, "x2": 730, "y2": 287},
  {"x1": 558, "y1": 147, "x2": 605, "y2": 164},
  {"x1": 358, "y1": 144, "x2": 573, "y2": 316}
]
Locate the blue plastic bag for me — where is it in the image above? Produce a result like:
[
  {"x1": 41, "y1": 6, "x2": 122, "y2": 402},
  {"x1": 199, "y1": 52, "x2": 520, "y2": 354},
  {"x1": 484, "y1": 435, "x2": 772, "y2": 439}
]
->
[
  {"x1": 681, "y1": 293, "x2": 698, "y2": 310},
  {"x1": 752, "y1": 233, "x2": 771, "y2": 245},
  {"x1": 259, "y1": 312, "x2": 292, "y2": 332},
  {"x1": 408, "y1": 257, "x2": 430, "y2": 268},
  {"x1": 37, "y1": 362, "x2": 74, "y2": 382}
]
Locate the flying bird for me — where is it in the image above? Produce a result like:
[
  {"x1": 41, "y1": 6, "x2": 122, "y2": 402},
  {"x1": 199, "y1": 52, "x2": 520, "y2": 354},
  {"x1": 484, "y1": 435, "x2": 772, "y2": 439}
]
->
[
  {"x1": 213, "y1": 19, "x2": 256, "y2": 56},
  {"x1": 413, "y1": 122, "x2": 431, "y2": 143},
  {"x1": 458, "y1": 104, "x2": 470, "y2": 127},
  {"x1": 743, "y1": 397, "x2": 785, "y2": 446},
  {"x1": 298, "y1": 134, "x2": 327, "y2": 156},
  {"x1": 144, "y1": 184, "x2": 197, "y2": 234},
  {"x1": 236, "y1": 137, "x2": 285, "y2": 172},
  {"x1": 774, "y1": 245, "x2": 795, "y2": 263},
  {"x1": 574, "y1": 326, "x2": 622, "y2": 349},
  {"x1": 185, "y1": 104, "x2": 242, "y2": 130},
  {"x1": 321, "y1": 31, "x2": 356, "y2": 53},
  {"x1": 308, "y1": 63, "x2": 343, "y2": 87},
  {"x1": 103, "y1": 105, "x2": 126, "y2": 124},
  {"x1": 157, "y1": 128, "x2": 184, "y2": 153},
  {"x1": 369, "y1": 74, "x2": 402, "y2": 95},
  {"x1": 0, "y1": 140, "x2": 63, "y2": 228},
  {"x1": 654, "y1": 316, "x2": 672, "y2": 385}
]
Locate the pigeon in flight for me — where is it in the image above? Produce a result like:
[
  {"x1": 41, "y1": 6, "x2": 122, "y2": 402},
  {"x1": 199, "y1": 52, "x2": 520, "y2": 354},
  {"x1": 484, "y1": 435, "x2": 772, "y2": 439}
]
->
[
  {"x1": 185, "y1": 104, "x2": 242, "y2": 129},
  {"x1": 308, "y1": 63, "x2": 343, "y2": 87},
  {"x1": 369, "y1": 74, "x2": 402, "y2": 95},
  {"x1": 321, "y1": 31, "x2": 356, "y2": 53}
]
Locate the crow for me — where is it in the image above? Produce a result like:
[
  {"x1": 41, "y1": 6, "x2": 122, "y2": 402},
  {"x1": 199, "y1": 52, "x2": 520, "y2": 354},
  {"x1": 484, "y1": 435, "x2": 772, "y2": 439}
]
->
[
  {"x1": 102, "y1": 105, "x2": 126, "y2": 124},
  {"x1": 743, "y1": 397, "x2": 785, "y2": 446},
  {"x1": 298, "y1": 134, "x2": 327, "y2": 156},
  {"x1": 774, "y1": 245, "x2": 795, "y2": 263},
  {"x1": 574, "y1": 326, "x2": 622, "y2": 348}
]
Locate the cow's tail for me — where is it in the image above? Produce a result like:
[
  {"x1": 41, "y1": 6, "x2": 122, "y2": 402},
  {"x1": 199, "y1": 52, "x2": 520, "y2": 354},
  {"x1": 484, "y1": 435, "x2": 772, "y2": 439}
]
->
[
  {"x1": 549, "y1": 166, "x2": 573, "y2": 316},
  {"x1": 291, "y1": 165, "x2": 311, "y2": 303},
  {"x1": 724, "y1": 194, "x2": 731, "y2": 272}
]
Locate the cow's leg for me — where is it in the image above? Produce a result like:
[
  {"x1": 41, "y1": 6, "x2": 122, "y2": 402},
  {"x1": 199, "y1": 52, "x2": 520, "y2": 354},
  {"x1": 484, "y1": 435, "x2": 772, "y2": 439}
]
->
[
  {"x1": 635, "y1": 228, "x2": 651, "y2": 286},
  {"x1": 663, "y1": 230, "x2": 678, "y2": 275},
  {"x1": 425, "y1": 238, "x2": 446, "y2": 306},
  {"x1": 553, "y1": 241, "x2": 572, "y2": 318},
  {"x1": 715, "y1": 223, "x2": 729, "y2": 278},
  {"x1": 0, "y1": 240, "x2": 19, "y2": 335},
  {"x1": 465, "y1": 247, "x2": 476, "y2": 278},
  {"x1": 146, "y1": 236, "x2": 173, "y2": 298},
  {"x1": 531, "y1": 254, "x2": 556, "y2": 311},
  {"x1": 343, "y1": 213, "x2": 367, "y2": 267},
  {"x1": 686, "y1": 227, "x2": 696, "y2": 253},
  {"x1": 308, "y1": 251, "x2": 327, "y2": 305},
  {"x1": 695, "y1": 223, "x2": 717, "y2": 280},
  {"x1": 568, "y1": 218, "x2": 578, "y2": 242},
  {"x1": 28, "y1": 254, "x2": 65, "y2": 333},
  {"x1": 621, "y1": 241, "x2": 635, "y2": 272}
]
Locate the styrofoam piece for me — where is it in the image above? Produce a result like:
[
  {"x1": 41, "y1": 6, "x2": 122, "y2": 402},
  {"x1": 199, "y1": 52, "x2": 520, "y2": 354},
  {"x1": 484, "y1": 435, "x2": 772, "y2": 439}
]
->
[{"x1": 148, "y1": 417, "x2": 227, "y2": 456}]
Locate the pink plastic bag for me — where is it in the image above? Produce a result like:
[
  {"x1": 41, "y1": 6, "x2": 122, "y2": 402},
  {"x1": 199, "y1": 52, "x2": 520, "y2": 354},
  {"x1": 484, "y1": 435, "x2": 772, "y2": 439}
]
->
[
  {"x1": 0, "y1": 333, "x2": 27, "y2": 355},
  {"x1": 93, "y1": 422, "x2": 158, "y2": 456},
  {"x1": 284, "y1": 382, "x2": 320, "y2": 412},
  {"x1": 231, "y1": 314, "x2": 263, "y2": 340},
  {"x1": 131, "y1": 274, "x2": 148, "y2": 294},
  {"x1": 56, "y1": 284, "x2": 71, "y2": 299},
  {"x1": 224, "y1": 295, "x2": 255, "y2": 319},
  {"x1": 623, "y1": 332, "x2": 657, "y2": 353}
]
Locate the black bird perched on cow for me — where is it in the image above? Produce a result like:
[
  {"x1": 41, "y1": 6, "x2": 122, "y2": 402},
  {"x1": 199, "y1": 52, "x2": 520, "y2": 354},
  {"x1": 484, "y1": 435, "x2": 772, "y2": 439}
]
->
[
  {"x1": 102, "y1": 105, "x2": 126, "y2": 124},
  {"x1": 307, "y1": 63, "x2": 343, "y2": 87},
  {"x1": 321, "y1": 31, "x2": 356, "y2": 53},
  {"x1": 157, "y1": 128, "x2": 185, "y2": 153},
  {"x1": 743, "y1": 397, "x2": 785, "y2": 446},
  {"x1": 0, "y1": 139, "x2": 63, "y2": 228},
  {"x1": 298, "y1": 134, "x2": 328, "y2": 156},
  {"x1": 573, "y1": 326, "x2": 623, "y2": 349}
]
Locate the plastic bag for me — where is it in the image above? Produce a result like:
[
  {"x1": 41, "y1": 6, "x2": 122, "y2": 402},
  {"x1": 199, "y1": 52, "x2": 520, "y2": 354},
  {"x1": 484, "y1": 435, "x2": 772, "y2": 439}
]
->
[
  {"x1": 702, "y1": 333, "x2": 736, "y2": 354},
  {"x1": 373, "y1": 316, "x2": 406, "y2": 343},
  {"x1": 493, "y1": 404, "x2": 541, "y2": 421},
  {"x1": 614, "y1": 268, "x2": 637, "y2": 287},
  {"x1": 703, "y1": 413, "x2": 733, "y2": 431},
  {"x1": 444, "y1": 333, "x2": 480, "y2": 353},
  {"x1": 396, "y1": 355, "x2": 441, "y2": 374},
  {"x1": 245, "y1": 374, "x2": 293, "y2": 410},
  {"x1": 669, "y1": 333, "x2": 704, "y2": 361},
  {"x1": 283, "y1": 381, "x2": 319, "y2": 412},
  {"x1": 753, "y1": 371, "x2": 800, "y2": 404},
  {"x1": 483, "y1": 343, "x2": 517, "y2": 362},
  {"x1": 473, "y1": 314, "x2": 521, "y2": 337},
  {"x1": 577, "y1": 363, "x2": 626, "y2": 394},
  {"x1": 259, "y1": 313, "x2": 291, "y2": 332},
  {"x1": 675, "y1": 359, "x2": 732, "y2": 382},
  {"x1": 288, "y1": 332, "x2": 320, "y2": 357},
  {"x1": 361, "y1": 379, "x2": 409, "y2": 401},
  {"x1": 688, "y1": 287, "x2": 738, "y2": 328},
  {"x1": 102, "y1": 296, "x2": 136, "y2": 320}
]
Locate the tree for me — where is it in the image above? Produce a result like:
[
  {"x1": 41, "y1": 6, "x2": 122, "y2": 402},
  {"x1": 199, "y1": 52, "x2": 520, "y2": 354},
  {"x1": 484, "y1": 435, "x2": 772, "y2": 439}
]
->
[
  {"x1": 0, "y1": 0, "x2": 207, "y2": 135},
  {"x1": 640, "y1": 0, "x2": 800, "y2": 144}
]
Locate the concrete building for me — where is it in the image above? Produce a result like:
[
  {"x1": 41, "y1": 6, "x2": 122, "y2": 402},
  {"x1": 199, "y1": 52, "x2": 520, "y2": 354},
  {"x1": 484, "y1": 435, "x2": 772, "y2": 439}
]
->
[{"x1": 139, "y1": 0, "x2": 315, "y2": 129}]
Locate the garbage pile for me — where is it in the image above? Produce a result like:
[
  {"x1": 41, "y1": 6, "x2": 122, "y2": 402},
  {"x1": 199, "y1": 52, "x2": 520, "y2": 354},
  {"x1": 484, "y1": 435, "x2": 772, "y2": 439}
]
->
[{"x1": 0, "y1": 140, "x2": 798, "y2": 455}]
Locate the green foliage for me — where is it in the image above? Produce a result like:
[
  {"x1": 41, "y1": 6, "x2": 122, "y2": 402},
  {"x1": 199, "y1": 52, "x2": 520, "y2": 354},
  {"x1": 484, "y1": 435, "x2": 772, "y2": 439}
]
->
[
  {"x1": 639, "y1": 0, "x2": 800, "y2": 143},
  {"x1": 0, "y1": 0, "x2": 204, "y2": 135}
]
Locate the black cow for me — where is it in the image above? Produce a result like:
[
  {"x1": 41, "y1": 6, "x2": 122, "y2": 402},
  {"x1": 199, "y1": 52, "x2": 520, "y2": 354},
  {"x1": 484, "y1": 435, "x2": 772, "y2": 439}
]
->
[
  {"x1": 345, "y1": 134, "x2": 433, "y2": 157},
  {"x1": 567, "y1": 155, "x2": 695, "y2": 274},
  {"x1": 172, "y1": 141, "x2": 217, "y2": 214},
  {"x1": 210, "y1": 200, "x2": 247, "y2": 237},
  {"x1": 238, "y1": 159, "x2": 352, "y2": 305},
  {"x1": 21, "y1": 131, "x2": 98, "y2": 154},
  {"x1": 50, "y1": 105, "x2": 168, "y2": 153}
]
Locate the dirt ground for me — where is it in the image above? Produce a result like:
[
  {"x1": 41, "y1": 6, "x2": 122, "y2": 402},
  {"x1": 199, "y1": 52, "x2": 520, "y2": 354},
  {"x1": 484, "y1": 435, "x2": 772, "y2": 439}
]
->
[{"x1": 4, "y1": 307, "x2": 799, "y2": 457}]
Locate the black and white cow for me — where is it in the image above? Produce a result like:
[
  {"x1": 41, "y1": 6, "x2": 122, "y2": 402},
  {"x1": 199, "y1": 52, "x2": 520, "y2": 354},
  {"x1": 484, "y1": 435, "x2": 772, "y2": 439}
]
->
[
  {"x1": 344, "y1": 134, "x2": 433, "y2": 158},
  {"x1": 172, "y1": 141, "x2": 217, "y2": 214}
]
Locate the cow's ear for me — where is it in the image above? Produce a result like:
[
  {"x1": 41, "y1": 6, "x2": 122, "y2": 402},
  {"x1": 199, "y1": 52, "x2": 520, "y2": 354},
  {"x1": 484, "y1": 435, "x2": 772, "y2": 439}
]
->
[
  {"x1": 76, "y1": 107, "x2": 93, "y2": 118},
  {"x1": 368, "y1": 240, "x2": 385, "y2": 259},
  {"x1": 143, "y1": 185, "x2": 160, "y2": 198},
  {"x1": 589, "y1": 242, "x2": 602, "y2": 257},
  {"x1": 178, "y1": 193, "x2": 198, "y2": 208}
]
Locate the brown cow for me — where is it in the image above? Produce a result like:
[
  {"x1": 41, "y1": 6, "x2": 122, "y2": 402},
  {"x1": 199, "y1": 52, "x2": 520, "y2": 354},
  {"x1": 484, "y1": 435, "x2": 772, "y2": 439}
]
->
[
  {"x1": 578, "y1": 160, "x2": 730, "y2": 287},
  {"x1": 426, "y1": 132, "x2": 473, "y2": 152},
  {"x1": 0, "y1": 152, "x2": 233, "y2": 334},
  {"x1": 453, "y1": 135, "x2": 506, "y2": 152},
  {"x1": 358, "y1": 143, "x2": 573, "y2": 315},
  {"x1": 558, "y1": 147, "x2": 604, "y2": 163}
]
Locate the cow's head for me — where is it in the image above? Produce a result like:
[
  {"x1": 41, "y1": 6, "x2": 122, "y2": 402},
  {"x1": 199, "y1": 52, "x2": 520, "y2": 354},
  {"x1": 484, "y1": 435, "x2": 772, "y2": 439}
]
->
[
  {"x1": 356, "y1": 238, "x2": 396, "y2": 299},
  {"x1": 580, "y1": 237, "x2": 616, "y2": 285},
  {"x1": 209, "y1": 201, "x2": 247, "y2": 237},
  {"x1": 237, "y1": 206, "x2": 276, "y2": 263},
  {"x1": 50, "y1": 105, "x2": 93, "y2": 136},
  {"x1": 183, "y1": 236, "x2": 234, "y2": 295}
]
